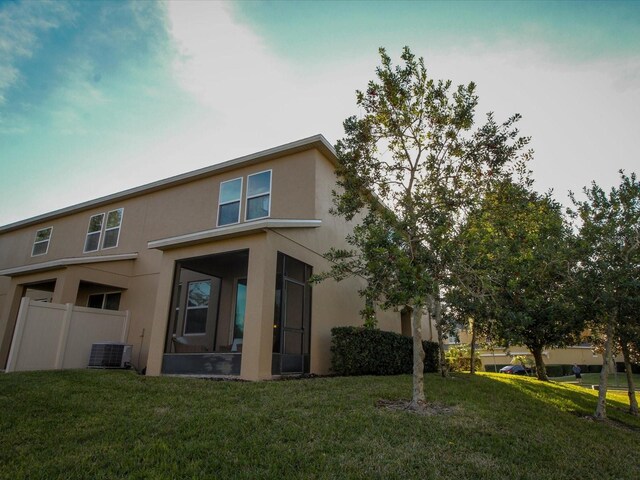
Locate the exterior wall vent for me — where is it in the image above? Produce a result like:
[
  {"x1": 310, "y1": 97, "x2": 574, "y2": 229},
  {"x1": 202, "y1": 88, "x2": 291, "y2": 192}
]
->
[{"x1": 88, "y1": 342, "x2": 132, "y2": 369}]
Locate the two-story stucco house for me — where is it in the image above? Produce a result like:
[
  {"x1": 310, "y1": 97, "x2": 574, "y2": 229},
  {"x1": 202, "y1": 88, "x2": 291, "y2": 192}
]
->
[{"x1": 0, "y1": 135, "x2": 410, "y2": 380}]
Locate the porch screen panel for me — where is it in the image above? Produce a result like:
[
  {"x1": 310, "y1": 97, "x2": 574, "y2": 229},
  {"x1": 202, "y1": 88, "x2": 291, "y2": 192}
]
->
[
  {"x1": 284, "y1": 282, "x2": 304, "y2": 329},
  {"x1": 284, "y1": 331, "x2": 303, "y2": 355},
  {"x1": 273, "y1": 252, "x2": 312, "y2": 374},
  {"x1": 233, "y1": 279, "x2": 247, "y2": 342}
]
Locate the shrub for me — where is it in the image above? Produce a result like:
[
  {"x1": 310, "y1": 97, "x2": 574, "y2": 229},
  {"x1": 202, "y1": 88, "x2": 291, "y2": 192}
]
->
[
  {"x1": 445, "y1": 344, "x2": 482, "y2": 372},
  {"x1": 545, "y1": 364, "x2": 599, "y2": 377},
  {"x1": 422, "y1": 340, "x2": 439, "y2": 373},
  {"x1": 330, "y1": 326, "x2": 438, "y2": 376}
]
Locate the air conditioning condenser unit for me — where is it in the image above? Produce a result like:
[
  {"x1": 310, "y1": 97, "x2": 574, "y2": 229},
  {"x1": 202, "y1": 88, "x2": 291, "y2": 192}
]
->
[{"x1": 88, "y1": 342, "x2": 132, "y2": 369}]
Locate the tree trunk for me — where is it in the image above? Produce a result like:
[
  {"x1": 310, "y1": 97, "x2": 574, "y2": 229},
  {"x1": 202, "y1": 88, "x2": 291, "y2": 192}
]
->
[
  {"x1": 621, "y1": 342, "x2": 638, "y2": 416},
  {"x1": 595, "y1": 320, "x2": 614, "y2": 420},
  {"x1": 470, "y1": 323, "x2": 477, "y2": 375},
  {"x1": 531, "y1": 346, "x2": 548, "y2": 381},
  {"x1": 409, "y1": 305, "x2": 426, "y2": 408},
  {"x1": 433, "y1": 298, "x2": 448, "y2": 378}
]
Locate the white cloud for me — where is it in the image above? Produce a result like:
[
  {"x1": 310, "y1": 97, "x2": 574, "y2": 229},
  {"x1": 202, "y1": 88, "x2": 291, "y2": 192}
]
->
[
  {"x1": 425, "y1": 49, "x2": 640, "y2": 203},
  {"x1": 164, "y1": 1, "x2": 374, "y2": 153},
  {"x1": 164, "y1": 3, "x2": 640, "y2": 207},
  {"x1": 0, "y1": 1, "x2": 76, "y2": 103},
  {"x1": 1, "y1": 1, "x2": 638, "y2": 226}
]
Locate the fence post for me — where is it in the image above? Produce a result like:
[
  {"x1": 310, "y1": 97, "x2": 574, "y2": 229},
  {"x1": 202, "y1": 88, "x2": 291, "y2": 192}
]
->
[
  {"x1": 5, "y1": 297, "x2": 31, "y2": 373},
  {"x1": 54, "y1": 303, "x2": 74, "y2": 370}
]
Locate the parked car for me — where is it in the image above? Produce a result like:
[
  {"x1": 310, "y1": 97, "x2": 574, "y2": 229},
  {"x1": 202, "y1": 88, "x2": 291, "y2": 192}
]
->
[{"x1": 500, "y1": 365, "x2": 527, "y2": 375}]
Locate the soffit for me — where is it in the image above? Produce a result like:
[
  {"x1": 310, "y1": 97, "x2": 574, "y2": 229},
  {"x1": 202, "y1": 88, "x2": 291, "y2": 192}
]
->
[
  {"x1": 148, "y1": 219, "x2": 322, "y2": 250},
  {"x1": 0, "y1": 253, "x2": 138, "y2": 277}
]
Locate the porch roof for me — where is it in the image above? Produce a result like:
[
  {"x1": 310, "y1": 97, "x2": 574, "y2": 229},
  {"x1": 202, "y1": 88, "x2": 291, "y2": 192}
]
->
[
  {"x1": 147, "y1": 219, "x2": 322, "y2": 250},
  {"x1": 0, "y1": 253, "x2": 138, "y2": 277}
]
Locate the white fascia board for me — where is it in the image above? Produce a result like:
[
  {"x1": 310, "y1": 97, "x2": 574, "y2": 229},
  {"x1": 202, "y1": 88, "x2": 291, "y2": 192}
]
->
[
  {"x1": 0, "y1": 253, "x2": 138, "y2": 277},
  {"x1": 148, "y1": 219, "x2": 322, "y2": 250},
  {"x1": 0, "y1": 135, "x2": 335, "y2": 234}
]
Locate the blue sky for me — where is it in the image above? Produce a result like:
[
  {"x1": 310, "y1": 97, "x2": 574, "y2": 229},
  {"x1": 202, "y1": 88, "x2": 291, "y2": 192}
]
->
[{"x1": 1, "y1": 0, "x2": 639, "y2": 226}]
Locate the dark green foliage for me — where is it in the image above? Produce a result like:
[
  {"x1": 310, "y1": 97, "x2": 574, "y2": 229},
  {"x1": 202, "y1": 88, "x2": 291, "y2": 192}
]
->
[
  {"x1": 546, "y1": 365, "x2": 574, "y2": 377},
  {"x1": 445, "y1": 344, "x2": 483, "y2": 372},
  {"x1": 452, "y1": 180, "x2": 581, "y2": 381},
  {"x1": 319, "y1": 47, "x2": 531, "y2": 399},
  {"x1": 571, "y1": 171, "x2": 640, "y2": 416},
  {"x1": 423, "y1": 341, "x2": 439, "y2": 373},
  {"x1": 330, "y1": 326, "x2": 437, "y2": 375}
]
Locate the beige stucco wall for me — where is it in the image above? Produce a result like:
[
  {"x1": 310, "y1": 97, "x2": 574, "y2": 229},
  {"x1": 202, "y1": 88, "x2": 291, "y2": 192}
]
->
[
  {"x1": 475, "y1": 345, "x2": 620, "y2": 369},
  {"x1": 0, "y1": 141, "x2": 412, "y2": 378},
  {"x1": 0, "y1": 148, "x2": 321, "y2": 371},
  {"x1": 457, "y1": 328, "x2": 617, "y2": 368},
  {"x1": 0, "y1": 149, "x2": 318, "y2": 274}
]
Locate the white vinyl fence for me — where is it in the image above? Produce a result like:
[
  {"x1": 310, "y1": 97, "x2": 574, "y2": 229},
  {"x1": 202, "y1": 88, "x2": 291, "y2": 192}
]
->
[{"x1": 6, "y1": 297, "x2": 130, "y2": 372}]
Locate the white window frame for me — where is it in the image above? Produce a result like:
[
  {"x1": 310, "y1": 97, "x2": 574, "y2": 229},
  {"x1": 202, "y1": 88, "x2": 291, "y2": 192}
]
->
[
  {"x1": 87, "y1": 291, "x2": 122, "y2": 310},
  {"x1": 102, "y1": 208, "x2": 124, "y2": 250},
  {"x1": 83, "y1": 213, "x2": 105, "y2": 253},
  {"x1": 217, "y1": 177, "x2": 243, "y2": 227},
  {"x1": 245, "y1": 169, "x2": 272, "y2": 222},
  {"x1": 183, "y1": 280, "x2": 211, "y2": 336},
  {"x1": 31, "y1": 226, "x2": 53, "y2": 257},
  {"x1": 83, "y1": 208, "x2": 124, "y2": 253}
]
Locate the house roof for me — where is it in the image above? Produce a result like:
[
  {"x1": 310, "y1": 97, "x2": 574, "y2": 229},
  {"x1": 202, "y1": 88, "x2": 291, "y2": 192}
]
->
[
  {"x1": 0, "y1": 134, "x2": 336, "y2": 234},
  {"x1": 0, "y1": 253, "x2": 138, "y2": 277},
  {"x1": 147, "y1": 219, "x2": 322, "y2": 250}
]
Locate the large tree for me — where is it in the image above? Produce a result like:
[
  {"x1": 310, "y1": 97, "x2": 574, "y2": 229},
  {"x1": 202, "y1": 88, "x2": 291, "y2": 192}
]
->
[
  {"x1": 320, "y1": 47, "x2": 530, "y2": 408},
  {"x1": 572, "y1": 171, "x2": 640, "y2": 418},
  {"x1": 450, "y1": 180, "x2": 581, "y2": 381}
]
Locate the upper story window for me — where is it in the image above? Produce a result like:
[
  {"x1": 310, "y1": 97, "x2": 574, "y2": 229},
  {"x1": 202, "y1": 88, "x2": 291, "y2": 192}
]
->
[
  {"x1": 31, "y1": 227, "x2": 53, "y2": 256},
  {"x1": 85, "y1": 214, "x2": 104, "y2": 252},
  {"x1": 103, "y1": 208, "x2": 123, "y2": 249},
  {"x1": 246, "y1": 170, "x2": 271, "y2": 221},
  {"x1": 84, "y1": 208, "x2": 124, "y2": 253},
  {"x1": 218, "y1": 178, "x2": 242, "y2": 226}
]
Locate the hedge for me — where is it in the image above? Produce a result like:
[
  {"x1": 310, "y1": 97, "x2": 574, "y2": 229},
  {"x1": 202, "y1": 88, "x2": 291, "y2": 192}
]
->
[
  {"x1": 330, "y1": 326, "x2": 439, "y2": 376},
  {"x1": 484, "y1": 364, "x2": 605, "y2": 376}
]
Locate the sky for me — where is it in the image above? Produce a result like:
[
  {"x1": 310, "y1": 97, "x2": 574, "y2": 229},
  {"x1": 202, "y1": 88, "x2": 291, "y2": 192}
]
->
[{"x1": 1, "y1": 0, "x2": 639, "y2": 227}]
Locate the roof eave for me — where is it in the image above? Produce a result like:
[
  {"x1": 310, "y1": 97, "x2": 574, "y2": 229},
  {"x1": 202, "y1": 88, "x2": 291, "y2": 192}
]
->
[{"x1": 0, "y1": 134, "x2": 336, "y2": 234}]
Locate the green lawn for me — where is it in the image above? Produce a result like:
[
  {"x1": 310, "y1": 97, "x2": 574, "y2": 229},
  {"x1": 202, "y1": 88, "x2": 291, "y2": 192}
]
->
[
  {"x1": 552, "y1": 372, "x2": 640, "y2": 390},
  {"x1": 1, "y1": 370, "x2": 638, "y2": 480}
]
